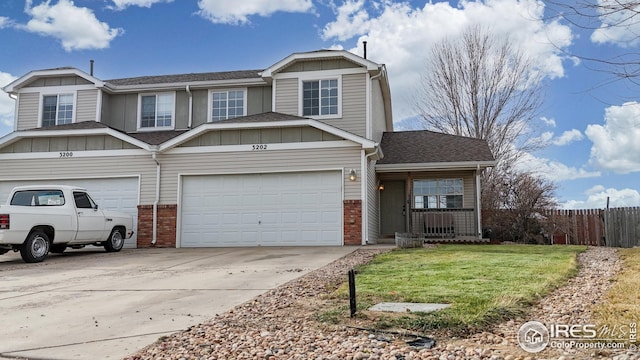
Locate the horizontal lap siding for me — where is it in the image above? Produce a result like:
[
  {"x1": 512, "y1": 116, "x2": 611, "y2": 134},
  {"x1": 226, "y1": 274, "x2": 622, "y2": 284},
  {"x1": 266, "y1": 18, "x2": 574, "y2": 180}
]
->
[
  {"x1": 274, "y1": 78, "x2": 297, "y2": 115},
  {"x1": 319, "y1": 73, "x2": 366, "y2": 137},
  {"x1": 76, "y1": 89, "x2": 98, "y2": 122},
  {"x1": 0, "y1": 155, "x2": 156, "y2": 203},
  {"x1": 159, "y1": 146, "x2": 362, "y2": 203},
  {"x1": 17, "y1": 92, "x2": 39, "y2": 130}
]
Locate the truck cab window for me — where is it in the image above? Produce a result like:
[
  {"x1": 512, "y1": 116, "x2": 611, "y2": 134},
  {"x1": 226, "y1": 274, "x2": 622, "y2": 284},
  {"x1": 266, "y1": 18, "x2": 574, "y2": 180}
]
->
[{"x1": 73, "y1": 192, "x2": 96, "y2": 209}]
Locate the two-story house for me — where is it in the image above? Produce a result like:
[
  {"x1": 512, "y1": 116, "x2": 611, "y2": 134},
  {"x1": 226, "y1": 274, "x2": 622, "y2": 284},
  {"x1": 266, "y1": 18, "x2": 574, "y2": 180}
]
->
[{"x1": 0, "y1": 50, "x2": 495, "y2": 248}]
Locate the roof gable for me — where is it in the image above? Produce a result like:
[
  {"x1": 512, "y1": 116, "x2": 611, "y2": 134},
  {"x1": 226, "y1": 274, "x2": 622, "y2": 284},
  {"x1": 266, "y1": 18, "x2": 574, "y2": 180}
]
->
[{"x1": 3, "y1": 68, "x2": 104, "y2": 94}]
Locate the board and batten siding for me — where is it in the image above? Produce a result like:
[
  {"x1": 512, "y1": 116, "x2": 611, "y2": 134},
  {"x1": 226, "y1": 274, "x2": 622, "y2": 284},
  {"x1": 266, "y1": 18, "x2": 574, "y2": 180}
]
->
[
  {"x1": 158, "y1": 146, "x2": 362, "y2": 204},
  {"x1": 0, "y1": 155, "x2": 156, "y2": 203},
  {"x1": 17, "y1": 92, "x2": 39, "y2": 130},
  {"x1": 76, "y1": 89, "x2": 98, "y2": 123}
]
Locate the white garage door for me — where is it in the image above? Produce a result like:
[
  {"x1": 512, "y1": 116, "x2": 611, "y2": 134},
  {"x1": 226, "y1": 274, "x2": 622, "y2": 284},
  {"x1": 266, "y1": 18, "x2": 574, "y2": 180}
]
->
[
  {"x1": 181, "y1": 171, "x2": 342, "y2": 247},
  {"x1": 0, "y1": 178, "x2": 139, "y2": 248}
]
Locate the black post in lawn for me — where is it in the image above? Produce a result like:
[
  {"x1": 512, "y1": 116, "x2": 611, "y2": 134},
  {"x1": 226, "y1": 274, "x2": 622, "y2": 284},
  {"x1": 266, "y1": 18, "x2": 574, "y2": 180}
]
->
[{"x1": 348, "y1": 269, "x2": 356, "y2": 317}]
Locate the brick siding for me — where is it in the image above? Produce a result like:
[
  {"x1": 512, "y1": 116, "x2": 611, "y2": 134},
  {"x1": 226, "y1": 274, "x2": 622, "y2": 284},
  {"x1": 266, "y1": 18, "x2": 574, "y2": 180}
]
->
[
  {"x1": 137, "y1": 204, "x2": 177, "y2": 248},
  {"x1": 343, "y1": 200, "x2": 362, "y2": 245}
]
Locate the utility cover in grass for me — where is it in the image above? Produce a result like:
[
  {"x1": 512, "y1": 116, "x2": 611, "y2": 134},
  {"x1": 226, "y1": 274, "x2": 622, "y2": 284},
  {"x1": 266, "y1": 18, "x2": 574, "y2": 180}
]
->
[{"x1": 369, "y1": 302, "x2": 450, "y2": 313}]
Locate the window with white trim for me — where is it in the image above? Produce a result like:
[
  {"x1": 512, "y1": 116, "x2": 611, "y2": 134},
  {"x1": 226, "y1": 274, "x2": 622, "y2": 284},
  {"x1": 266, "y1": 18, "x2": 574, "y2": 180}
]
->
[
  {"x1": 413, "y1": 179, "x2": 463, "y2": 209},
  {"x1": 139, "y1": 93, "x2": 174, "y2": 129},
  {"x1": 210, "y1": 89, "x2": 245, "y2": 121},
  {"x1": 302, "y1": 79, "x2": 338, "y2": 116},
  {"x1": 42, "y1": 94, "x2": 74, "y2": 127}
]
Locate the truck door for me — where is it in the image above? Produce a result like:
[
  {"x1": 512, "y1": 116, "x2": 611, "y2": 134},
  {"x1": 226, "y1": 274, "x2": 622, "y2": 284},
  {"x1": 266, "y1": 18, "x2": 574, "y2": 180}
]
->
[{"x1": 73, "y1": 191, "x2": 105, "y2": 242}]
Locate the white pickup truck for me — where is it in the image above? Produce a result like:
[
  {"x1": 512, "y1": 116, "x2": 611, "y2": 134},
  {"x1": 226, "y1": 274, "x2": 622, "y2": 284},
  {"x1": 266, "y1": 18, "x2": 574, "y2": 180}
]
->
[{"x1": 0, "y1": 185, "x2": 134, "y2": 263}]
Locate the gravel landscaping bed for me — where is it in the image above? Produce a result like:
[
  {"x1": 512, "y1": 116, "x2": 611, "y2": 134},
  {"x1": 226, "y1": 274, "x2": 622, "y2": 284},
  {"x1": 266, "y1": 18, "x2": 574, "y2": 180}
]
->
[{"x1": 124, "y1": 246, "x2": 638, "y2": 360}]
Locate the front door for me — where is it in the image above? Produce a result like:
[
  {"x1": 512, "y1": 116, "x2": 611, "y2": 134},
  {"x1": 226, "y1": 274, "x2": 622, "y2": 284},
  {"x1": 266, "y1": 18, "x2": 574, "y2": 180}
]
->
[{"x1": 380, "y1": 180, "x2": 406, "y2": 236}]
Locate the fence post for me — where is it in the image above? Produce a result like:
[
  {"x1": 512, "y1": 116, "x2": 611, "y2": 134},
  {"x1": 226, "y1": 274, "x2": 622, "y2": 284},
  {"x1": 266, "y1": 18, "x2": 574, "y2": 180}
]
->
[{"x1": 348, "y1": 269, "x2": 356, "y2": 317}]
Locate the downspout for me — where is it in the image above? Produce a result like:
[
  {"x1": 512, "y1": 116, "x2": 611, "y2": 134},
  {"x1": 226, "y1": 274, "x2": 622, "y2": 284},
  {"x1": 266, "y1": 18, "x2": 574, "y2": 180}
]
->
[
  {"x1": 186, "y1": 85, "x2": 193, "y2": 128},
  {"x1": 151, "y1": 151, "x2": 161, "y2": 245},
  {"x1": 363, "y1": 145, "x2": 380, "y2": 245}
]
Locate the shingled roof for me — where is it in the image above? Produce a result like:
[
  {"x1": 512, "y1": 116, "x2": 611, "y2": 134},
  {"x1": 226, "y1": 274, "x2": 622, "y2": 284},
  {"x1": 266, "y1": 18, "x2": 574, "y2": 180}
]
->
[
  {"x1": 106, "y1": 70, "x2": 263, "y2": 86},
  {"x1": 378, "y1": 130, "x2": 494, "y2": 165}
]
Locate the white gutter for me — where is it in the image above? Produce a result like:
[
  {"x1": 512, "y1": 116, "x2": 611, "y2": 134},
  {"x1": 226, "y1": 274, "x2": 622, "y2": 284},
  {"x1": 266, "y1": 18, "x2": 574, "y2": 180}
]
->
[
  {"x1": 186, "y1": 85, "x2": 193, "y2": 128},
  {"x1": 151, "y1": 151, "x2": 161, "y2": 245}
]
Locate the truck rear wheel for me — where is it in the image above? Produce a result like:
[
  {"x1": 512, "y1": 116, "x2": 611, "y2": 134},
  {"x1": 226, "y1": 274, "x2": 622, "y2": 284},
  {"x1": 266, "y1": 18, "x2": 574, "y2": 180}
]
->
[
  {"x1": 21, "y1": 231, "x2": 50, "y2": 263},
  {"x1": 104, "y1": 229, "x2": 124, "y2": 252}
]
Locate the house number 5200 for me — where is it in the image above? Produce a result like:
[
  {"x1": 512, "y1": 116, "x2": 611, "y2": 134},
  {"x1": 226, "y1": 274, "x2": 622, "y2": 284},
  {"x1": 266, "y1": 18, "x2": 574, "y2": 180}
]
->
[
  {"x1": 59, "y1": 152, "x2": 74, "y2": 158},
  {"x1": 251, "y1": 144, "x2": 267, "y2": 151}
]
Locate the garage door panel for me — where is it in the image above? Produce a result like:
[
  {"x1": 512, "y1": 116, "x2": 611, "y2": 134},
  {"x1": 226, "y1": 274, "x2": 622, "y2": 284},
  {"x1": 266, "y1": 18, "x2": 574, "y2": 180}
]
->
[{"x1": 181, "y1": 171, "x2": 342, "y2": 247}]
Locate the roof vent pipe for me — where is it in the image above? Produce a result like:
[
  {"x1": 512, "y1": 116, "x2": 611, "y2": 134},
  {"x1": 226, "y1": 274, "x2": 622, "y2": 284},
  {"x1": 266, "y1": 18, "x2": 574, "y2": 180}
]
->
[
  {"x1": 363, "y1": 41, "x2": 367, "y2": 59},
  {"x1": 90, "y1": 60, "x2": 94, "y2": 76}
]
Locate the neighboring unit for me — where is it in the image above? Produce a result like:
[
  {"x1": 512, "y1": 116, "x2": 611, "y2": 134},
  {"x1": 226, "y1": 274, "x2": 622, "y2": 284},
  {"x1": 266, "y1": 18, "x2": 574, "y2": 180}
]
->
[
  {"x1": 0, "y1": 50, "x2": 495, "y2": 248},
  {"x1": 0, "y1": 185, "x2": 134, "y2": 262}
]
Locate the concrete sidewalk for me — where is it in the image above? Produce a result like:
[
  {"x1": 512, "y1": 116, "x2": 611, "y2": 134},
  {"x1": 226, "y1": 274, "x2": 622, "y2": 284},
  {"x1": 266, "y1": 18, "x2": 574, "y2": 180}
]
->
[{"x1": 0, "y1": 246, "x2": 355, "y2": 360}]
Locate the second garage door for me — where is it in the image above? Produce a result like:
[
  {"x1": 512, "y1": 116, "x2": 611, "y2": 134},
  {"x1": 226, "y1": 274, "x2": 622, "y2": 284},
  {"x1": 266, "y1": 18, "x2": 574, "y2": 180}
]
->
[{"x1": 180, "y1": 171, "x2": 342, "y2": 247}]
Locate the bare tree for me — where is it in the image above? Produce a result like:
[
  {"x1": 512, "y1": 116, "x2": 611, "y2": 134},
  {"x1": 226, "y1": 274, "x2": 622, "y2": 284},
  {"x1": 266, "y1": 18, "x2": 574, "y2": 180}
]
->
[
  {"x1": 416, "y1": 26, "x2": 559, "y2": 241},
  {"x1": 484, "y1": 171, "x2": 558, "y2": 243},
  {"x1": 416, "y1": 25, "x2": 546, "y2": 170},
  {"x1": 545, "y1": 0, "x2": 640, "y2": 85}
]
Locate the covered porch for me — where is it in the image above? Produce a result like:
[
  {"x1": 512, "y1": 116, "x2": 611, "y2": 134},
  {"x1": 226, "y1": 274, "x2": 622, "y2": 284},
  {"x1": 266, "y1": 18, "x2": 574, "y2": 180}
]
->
[{"x1": 374, "y1": 131, "x2": 496, "y2": 244}]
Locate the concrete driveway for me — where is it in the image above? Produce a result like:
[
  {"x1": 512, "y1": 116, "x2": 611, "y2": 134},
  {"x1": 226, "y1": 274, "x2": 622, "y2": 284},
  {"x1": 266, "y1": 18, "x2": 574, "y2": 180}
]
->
[{"x1": 0, "y1": 246, "x2": 355, "y2": 360}]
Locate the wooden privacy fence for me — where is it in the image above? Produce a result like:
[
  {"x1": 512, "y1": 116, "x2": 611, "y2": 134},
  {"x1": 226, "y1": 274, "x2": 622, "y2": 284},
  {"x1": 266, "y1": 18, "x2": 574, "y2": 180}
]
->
[
  {"x1": 603, "y1": 207, "x2": 640, "y2": 248},
  {"x1": 542, "y1": 209, "x2": 605, "y2": 246}
]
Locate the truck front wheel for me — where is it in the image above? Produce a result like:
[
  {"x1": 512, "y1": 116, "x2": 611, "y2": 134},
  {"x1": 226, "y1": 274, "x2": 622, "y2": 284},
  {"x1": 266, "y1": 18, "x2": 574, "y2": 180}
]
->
[
  {"x1": 104, "y1": 229, "x2": 124, "y2": 252},
  {"x1": 21, "y1": 231, "x2": 50, "y2": 263}
]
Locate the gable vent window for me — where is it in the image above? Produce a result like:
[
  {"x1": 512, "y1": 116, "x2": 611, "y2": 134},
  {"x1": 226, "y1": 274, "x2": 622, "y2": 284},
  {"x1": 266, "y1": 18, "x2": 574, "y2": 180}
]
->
[
  {"x1": 303, "y1": 79, "x2": 338, "y2": 116},
  {"x1": 139, "y1": 93, "x2": 174, "y2": 129},
  {"x1": 42, "y1": 94, "x2": 74, "y2": 127},
  {"x1": 211, "y1": 90, "x2": 245, "y2": 121}
]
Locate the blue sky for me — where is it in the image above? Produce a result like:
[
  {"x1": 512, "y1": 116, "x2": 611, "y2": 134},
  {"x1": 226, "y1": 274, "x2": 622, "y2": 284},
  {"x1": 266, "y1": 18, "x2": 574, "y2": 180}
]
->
[{"x1": 1, "y1": 0, "x2": 639, "y2": 209}]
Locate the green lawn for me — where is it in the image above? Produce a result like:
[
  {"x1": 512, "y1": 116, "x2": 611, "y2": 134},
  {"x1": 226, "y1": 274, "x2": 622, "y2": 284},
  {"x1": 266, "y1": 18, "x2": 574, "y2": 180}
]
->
[{"x1": 329, "y1": 244, "x2": 586, "y2": 334}]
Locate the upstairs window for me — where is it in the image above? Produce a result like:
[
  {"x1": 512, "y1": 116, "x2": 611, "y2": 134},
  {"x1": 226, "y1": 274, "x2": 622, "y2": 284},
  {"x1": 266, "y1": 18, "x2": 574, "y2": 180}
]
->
[
  {"x1": 139, "y1": 93, "x2": 174, "y2": 129},
  {"x1": 211, "y1": 89, "x2": 245, "y2": 121},
  {"x1": 42, "y1": 94, "x2": 74, "y2": 127},
  {"x1": 302, "y1": 79, "x2": 339, "y2": 117},
  {"x1": 413, "y1": 179, "x2": 464, "y2": 209}
]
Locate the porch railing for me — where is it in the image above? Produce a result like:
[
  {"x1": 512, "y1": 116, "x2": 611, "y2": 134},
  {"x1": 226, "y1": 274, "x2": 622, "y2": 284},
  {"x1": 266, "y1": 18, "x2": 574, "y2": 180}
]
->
[{"x1": 408, "y1": 208, "x2": 478, "y2": 239}]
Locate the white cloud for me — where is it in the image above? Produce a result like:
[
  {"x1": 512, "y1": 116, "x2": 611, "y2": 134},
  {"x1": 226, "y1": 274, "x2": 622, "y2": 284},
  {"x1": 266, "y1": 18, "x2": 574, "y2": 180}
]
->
[
  {"x1": 0, "y1": 72, "x2": 18, "y2": 132},
  {"x1": 553, "y1": 129, "x2": 584, "y2": 146},
  {"x1": 585, "y1": 102, "x2": 640, "y2": 174},
  {"x1": 540, "y1": 116, "x2": 556, "y2": 128},
  {"x1": 22, "y1": 0, "x2": 123, "y2": 51},
  {"x1": 109, "y1": 0, "x2": 173, "y2": 11},
  {"x1": 517, "y1": 152, "x2": 600, "y2": 182},
  {"x1": 196, "y1": 0, "x2": 313, "y2": 25},
  {"x1": 0, "y1": 16, "x2": 12, "y2": 28},
  {"x1": 562, "y1": 185, "x2": 640, "y2": 209},
  {"x1": 321, "y1": 0, "x2": 574, "y2": 121},
  {"x1": 591, "y1": 0, "x2": 640, "y2": 47}
]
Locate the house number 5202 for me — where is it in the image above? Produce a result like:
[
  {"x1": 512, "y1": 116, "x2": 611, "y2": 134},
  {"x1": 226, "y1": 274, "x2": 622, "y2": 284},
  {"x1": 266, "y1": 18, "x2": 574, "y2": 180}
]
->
[
  {"x1": 59, "y1": 152, "x2": 73, "y2": 158},
  {"x1": 252, "y1": 144, "x2": 267, "y2": 151}
]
